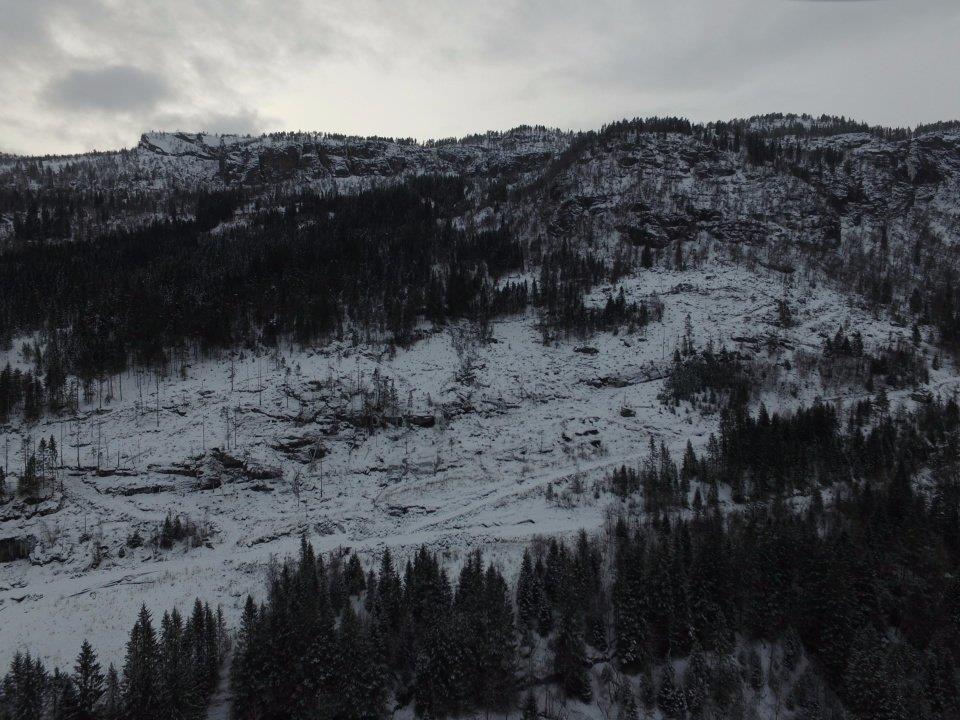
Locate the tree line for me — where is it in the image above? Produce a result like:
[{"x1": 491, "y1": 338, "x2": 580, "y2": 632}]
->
[{"x1": 1, "y1": 600, "x2": 226, "y2": 720}]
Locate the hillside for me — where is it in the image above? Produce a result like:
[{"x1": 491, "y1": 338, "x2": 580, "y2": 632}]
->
[{"x1": 1, "y1": 113, "x2": 960, "y2": 719}]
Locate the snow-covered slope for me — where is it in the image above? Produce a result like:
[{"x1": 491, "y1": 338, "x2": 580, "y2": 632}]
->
[
  {"x1": 0, "y1": 257, "x2": 948, "y2": 669},
  {"x1": 1, "y1": 114, "x2": 960, "y2": 696}
]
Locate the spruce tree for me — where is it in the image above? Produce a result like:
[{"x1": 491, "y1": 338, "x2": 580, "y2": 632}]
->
[
  {"x1": 614, "y1": 538, "x2": 649, "y2": 672},
  {"x1": 332, "y1": 603, "x2": 386, "y2": 720},
  {"x1": 414, "y1": 614, "x2": 463, "y2": 718},
  {"x1": 48, "y1": 668, "x2": 79, "y2": 720},
  {"x1": 478, "y1": 564, "x2": 519, "y2": 712},
  {"x1": 159, "y1": 609, "x2": 199, "y2": 720},
  {"x1": 516, "y1": 550, "x2": 540, "y2": 634},
  {"x1": 552, "y1": 607, "x2": 592, "y2": 702},
  {"x1": 73, "y1": 639, "x2": 104, "y2": 720},
  {"x1": 123, "y1": 605, "x2": 161, "y2": 720},
  {"x1": 2, "y1": 652, "x2": 47, "y2": 720},
  {"x1": 844, "y1": 626, "x2": 905, "y2": 720},
  {"x1": 101, "y1": 664, "x2": 122, "y2": 720},
  {"x1": 229, "y1": 596, "x2": 262, "y2": 720},
  {"x1": 656, "y1": 665, "x2": 685, "y2": 719}
]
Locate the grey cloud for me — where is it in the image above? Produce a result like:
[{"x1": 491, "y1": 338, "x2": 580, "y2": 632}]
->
[
  {"x1": 2, "y1": 0, "x2": 959, "y2": 155},
  {"x1": 152, "y1": 107, "x2": 273, "y2": 136},
  {"x1": 0, "y1": 0, "x2": 50, "y2": 52},
  {"x1": 202, "y1": 109, "x2": 268, "y2": 136},
  {"x1": 43, "y1": 65, "x2": 173, "y2": 113}
]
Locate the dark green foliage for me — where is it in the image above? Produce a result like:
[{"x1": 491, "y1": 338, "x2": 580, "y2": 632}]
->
[
  {"x1": 73, "y1": 640, "x2": 104, "y2": 720},
  {"x1": 553, "y1": 607, "x2": 593, "y2": 702},
  {"x1": 229, "y1": 542, "x2": 517, "y2": 720},
  {"x1": 101, "y1": 665, "x2": 121, "y2": 720},
  {"x1": 656, "y1": 665, "x2": 685, "y2": 719},
  {"x1": 536, "y1": 248, "x2": 656, "y2": 340},
  {"x1": 0, "y1": 601, "x2": 224, "y2": 720},
  {"x1": 661, "y1": 348, "x2": 752, "y2": 408},
  {"x1": 0, "y1": 174, "x2": 671, "y2": 423},
  {"x1": 0, "y1": 179, "x2": 533, "y2": 406},
  {"x1": 122, "y1": 605, "x2": 161, "y2": 720},
  {"x1": 1, "y1": 652, "x2": 47, "y2": 720}
]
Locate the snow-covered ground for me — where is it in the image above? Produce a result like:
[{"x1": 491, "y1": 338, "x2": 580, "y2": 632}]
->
[{"x1": 0, "y1": 258, "x2": 950, "y2": 671}]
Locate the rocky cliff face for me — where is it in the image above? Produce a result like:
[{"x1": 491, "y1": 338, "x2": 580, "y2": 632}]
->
[
  {"x1": 514, "y1": 124, "x2": 960, "y2": 258},
  {"x1": 133, "y1": 127, "x2": 568, "y2": 187}
]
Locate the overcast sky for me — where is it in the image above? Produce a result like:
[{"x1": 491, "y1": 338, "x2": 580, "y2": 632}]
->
[{"x1": 1, "y1": 0, "x2": 958, "y2": 155}]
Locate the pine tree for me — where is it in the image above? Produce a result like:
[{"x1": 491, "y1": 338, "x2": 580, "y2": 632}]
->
[
  {"x1": 553, "y1": 606, "x2": 592, "y2": 702},
  {"x1": 202, "y1": 603, "x2": 221, "y2": 697},
  {"x1": 414, "y1": 614, "x2": 463, "y2": 717},
  {"x1": 48, "y1": 668, "x2": 79, "y2": 720},
  {"x1": 614, "y1": 538, "x2": 649, "y2": 673},
  {"x1": 656, "y1": 665, "x2": 685, "y2": 719},
  {"x1": 478, "y1": 564, "x2": 519, "y2": 712},
  {"x1": 2, "y1": 652, "x2": 47, "y2": 720},
  {"x1": 345, "y1": 553, "x2": 366, "y2": 596},
  {"x1": 332, "y1": 603, "x2": 386, "y2": 719},
  {"x1": 683, "y1": 640, "x2": 709, "y2": 717},
  {"x1": 159, "y1": 609, "x2": 199, "y2": 720},
  {"x1": 680, "y1": 440, "x2": 698, "y2": 482},
  {"x1": 844, "y1": 625, "x2": 905, "y2": 720},
  {"x1": 230, "y1": 596, "x2": 261, "y2": 720},
  {"x1": 73, "y1": 639, "x2": 104, "y2": 720},
  {"x1": 516, "y1": 550, "x2": 540, "y2": 634},
  {"x1": 123, "y1": 605, "x2": 161, "y2": 720},
  {"x1": 102, "y1": 664, "x2": 122, "y2": 720}
]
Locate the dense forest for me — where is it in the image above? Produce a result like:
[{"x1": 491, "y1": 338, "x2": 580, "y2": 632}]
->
[{"x1": 0, "y1": 173, "x2": 659, "y2": 425}]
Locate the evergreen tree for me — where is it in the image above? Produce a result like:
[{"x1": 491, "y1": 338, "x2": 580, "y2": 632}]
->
[
  {"x1": 843, "y1": 626, "x2": 905, "y2": 720},
  {"x1": 73, "y1": 640, "x2": 104, "y2": 720},
  {"x1": 1, "y1": 652, "x2": 47, "y2": 720},
  {"x1": 47, "y1": 668, "x2": 79, "y2": 720},
  {"x1": 516, "y1": 550, "x2": 541, "y2": 636},
  {"x1": 101, "y1": 665, "x2": 122, "y2": 720},
  {"x1": 345, "y1": 553, "x2": 366, "y2": 596},
  {"x1": 552, "y1": 607, "x2": 592, "y2": 702},
  {"x1": 331, "y1": 603, "x2": 386, "y2": 720},
  {"x1": 229, "y1": 597, "x2": 262, "y2": 720},
  {"x1": 614, "y1": 537, "x2": 649, "y2": 673},
  {"x1": 159, "y1": 609, "x2": 199, "y2": 720},
  {"x1": 414, "y1": 615, "x2": 463, "y2": 718},
  {"x1": 656, "y1": 665, "x2": 685, "y2": 719},
  {"x1": 122, "y1": 605, "x2": 161, "y2": 720}
]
